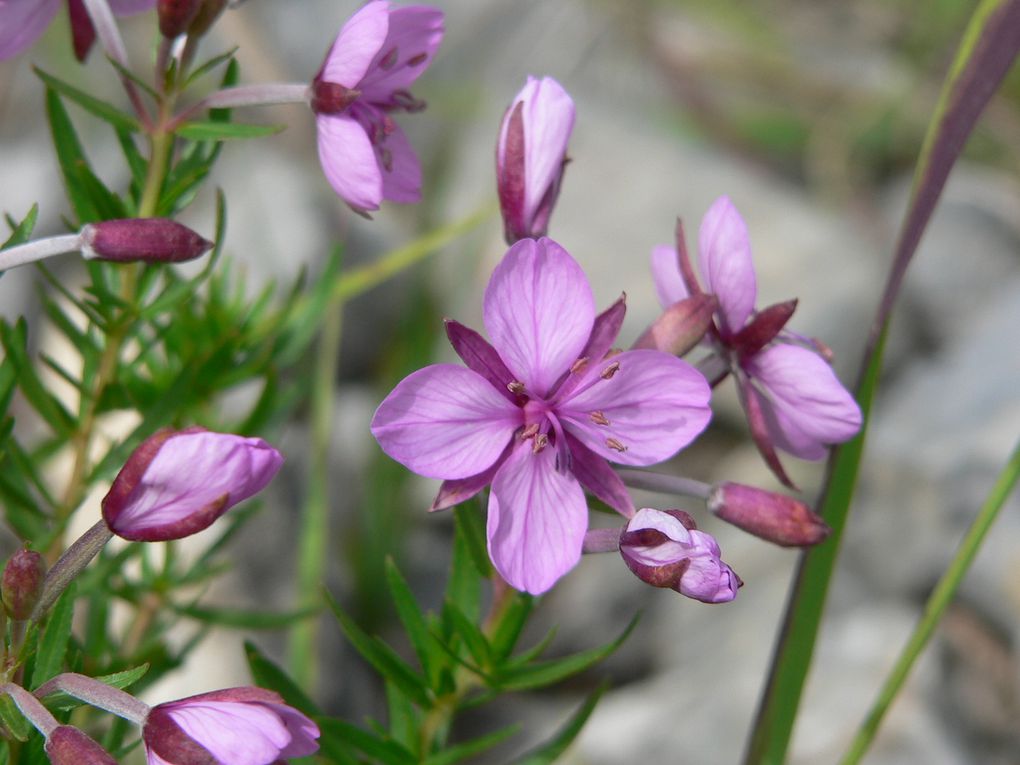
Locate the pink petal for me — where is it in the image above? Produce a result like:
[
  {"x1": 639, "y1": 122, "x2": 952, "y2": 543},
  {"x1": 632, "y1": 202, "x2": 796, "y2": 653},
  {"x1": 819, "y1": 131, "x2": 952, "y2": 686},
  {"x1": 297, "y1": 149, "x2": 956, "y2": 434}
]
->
[
  {"x1": 316, "y1": 113, "x2": 383, "y2": 211},
  {"x1": 267, "y1": 703, "x2": 321, "y2": 758},
  {"x1": 318, "y1": 0, "x2": 389, "y2": 87},
  {"x1": 165, "y1": 702, "x2": 293, "y2": 764},
  {"x1": 559, "y1": 350, "x2": 711, "y2": 466},
  {"x1": 108, "y1": 0, "x2": 155, "y2": 14},
  {"x1": 371, "y1": 364, "x2": 521, "y2": 480},
  {"x1": 698, "y1": 196, "x2": 756, "y2": 335},
  {"x1": 622, "y1": 507, "x2": 694, "y2": 566},
  {"x1": 580, "y1": 294, "x2": 626, "y2": 366},
  {"x1": 430, "y1": 445, "x2": 509, "y2": 512},
  {"x1": 374, "y1": 116, "x2": 422, "y2": 203},
  {"x1": 359, "y1": 5, "x2": 444, "y2": 98},
  {"x1": 483, "y1": 237, "x2": 595, "y2": 397},
  {"x1": 487, "y1": 441, "x2": 588, "y2": 594},
  {"x1": 650, "y1": 244, "x2": 689, "y2": 308},
  {"x1": 745, "y1": 344, "x2": 862, "y2": 460},
  {"x1": 0, "y1": 0, "x2": 60, "y2": 60},
  {"x1": 444, "y1": 319, "x2": 517, "y2": 404},
  {"x1": 512, "y1": 77, "x2": 575, "y2": 226}
]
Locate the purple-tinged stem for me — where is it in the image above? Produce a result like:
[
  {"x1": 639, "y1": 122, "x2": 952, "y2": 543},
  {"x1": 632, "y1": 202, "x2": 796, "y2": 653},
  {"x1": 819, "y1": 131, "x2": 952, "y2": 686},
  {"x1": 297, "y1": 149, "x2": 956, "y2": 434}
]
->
[
  {"x1": 615, "y1": 469, "x2": 712, "y2": 501},
  {"x1": 80, "y1": 0, "x2": 151, "y2": 128},
  {"x1": 31, "y1": 521, "x2": 113, "y2": 622},
  {"x1": 0, "y1": 234, "x2": 82, "y2": 271},
  {"x1": 170, "y1": 83, "x2": 310, "y2": 129},
  {"x1": 34, "y1": 673, "x2": 150, "y2": 724},
  {"x1": 582, "y1": 527, "x2": 621, "y2": 554},
  {"x1": 1, "y1": 682, "x2": 59, "y2": 737}
]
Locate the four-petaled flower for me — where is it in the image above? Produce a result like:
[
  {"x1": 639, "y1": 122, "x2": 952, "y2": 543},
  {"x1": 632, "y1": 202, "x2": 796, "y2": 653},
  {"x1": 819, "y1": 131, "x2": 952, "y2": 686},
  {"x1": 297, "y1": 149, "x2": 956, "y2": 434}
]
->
[
  {"x1": 619, "y1": 508, "x2": 740, "y2": 603},
  {"x1": 0, "y1": 0, "x2": 154, "y2": 61},
  {"x1": 311, "y1": 0, "x2": 444, "y2": 213},
  {"x1": 142, "y1": 687, "x2": 320, "y2": 765},
  {"x1": 651, "y1": 195, "x2": 862, "y2": 486},
  {"x1": 372, "y1": 237, "x2": 711, "y2": 594},
  {"x1": 496, "y1": 76, "x2": 575, "y2": 244}
]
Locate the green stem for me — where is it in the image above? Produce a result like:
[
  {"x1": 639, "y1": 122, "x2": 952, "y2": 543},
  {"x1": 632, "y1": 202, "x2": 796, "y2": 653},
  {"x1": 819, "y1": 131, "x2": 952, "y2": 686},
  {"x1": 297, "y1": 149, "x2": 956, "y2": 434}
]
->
[
  {"x1": 287, "y1": 299, "x2": 344, "y2": 690},
  {"x1": 840, "y1": 439, "x2": 1020, "y2": 765}
]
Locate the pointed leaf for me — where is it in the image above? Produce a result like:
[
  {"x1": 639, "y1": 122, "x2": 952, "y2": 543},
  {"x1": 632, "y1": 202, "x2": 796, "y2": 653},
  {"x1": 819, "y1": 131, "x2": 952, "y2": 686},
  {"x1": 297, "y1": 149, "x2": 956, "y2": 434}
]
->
[
  {"x1": 244, "y1": 641, "x2": 320, "y2": 717},
  {"x1": 422, "y1": 724, "x2": 520, "y2": 765},
  {"x1": 30, "y1": 584, "x2": 76, "y2": 688},
  {"x1": 175, "y1": 120, "x2": 285, "y2": 141},
  {"x1": 33, "y1": 67, "x2": 140, "y2": 132},
  {"x1": 316, "y1": 718, "x2": 417, "y2": 765},
  {"x1": 512, "y1": 685, "x2": 606, "y2": 765},
  {"x1": 384, "y1": 558, "x2": 441, "y2": 687},
  {"x1": 1, "y1": 205, "x2": 38, "y2": 251}
]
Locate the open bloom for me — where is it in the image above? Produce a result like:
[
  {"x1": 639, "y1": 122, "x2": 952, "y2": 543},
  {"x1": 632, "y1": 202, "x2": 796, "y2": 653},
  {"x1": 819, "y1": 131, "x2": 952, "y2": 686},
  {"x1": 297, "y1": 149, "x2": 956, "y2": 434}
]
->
[
  {"x1": 102, "y1": 427, "x2": 283, "y2": 542},
  {"x1": 0, "y1": 0, "x2": 154, "y2": 61},
  {"x1": 651, "y1": 196, "x2": 861, "y2": 485},
  {"x1": 619, "y1": 508, "x2": 739, "y2": 603},
  {"x1": 311, "y1": 0, "x2": 443, "y2": 212},
  {"x1": 496, "y1": 76, "x2": 575, "y2": 243},
  {"x1": 372, "y1": 237, "x2": 711, "y2": 594},
  {"x1": 143, "y1": 687, "x2": 319, "y2": 765}
]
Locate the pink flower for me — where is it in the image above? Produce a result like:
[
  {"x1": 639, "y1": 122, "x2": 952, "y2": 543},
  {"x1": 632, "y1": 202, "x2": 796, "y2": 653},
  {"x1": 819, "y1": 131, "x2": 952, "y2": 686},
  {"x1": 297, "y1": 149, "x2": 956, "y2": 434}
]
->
[
  {"x1": 143, "y1": 687, "x2": 319, "y2": 765},
  {"x1": 101, "y1": 427, "x2": 283, "y2": 542},
  {"x1": 0, "y1": 0, "x2": 154, "y2": 61},
  {"x1": 496, "y1": 76, "x2": 575, "y2": 243},
  {"x1": 372, "y1": 237, "x2": 711, "y2": 594},
  {"x1": 311, "y1": 0, "x2": 444, "y2": 212},
  {"x1": 619, "y1": 508, "x2": 740, "y2": 603},
  {"x1": 651, "y1": 196, "x2": 862, "y2": 485}
]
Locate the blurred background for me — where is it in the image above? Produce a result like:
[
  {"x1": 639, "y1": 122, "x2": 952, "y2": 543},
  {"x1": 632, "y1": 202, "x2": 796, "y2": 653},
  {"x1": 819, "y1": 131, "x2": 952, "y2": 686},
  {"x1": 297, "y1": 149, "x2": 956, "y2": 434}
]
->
[{"x1": 1, "y1": 1, "x2": 1019, "y2": 762}]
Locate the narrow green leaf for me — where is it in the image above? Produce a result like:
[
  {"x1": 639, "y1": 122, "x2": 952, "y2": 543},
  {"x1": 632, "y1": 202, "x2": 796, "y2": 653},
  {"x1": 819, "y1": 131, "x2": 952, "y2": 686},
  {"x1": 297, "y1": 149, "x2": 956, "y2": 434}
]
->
[
  {"x1": 445, "y1": 508, "x2": 481, "y2": 624},
  {"x1": 442, "y1": 599, "x2": 491, "y2": 670},
  {"x1": 512, "y1": 685, "x2": 606, "y2": 765},
  {"x1": 317, "y1": 718, "x2": 417, "y2": 765},
  {"x1": 184, "y1": 47, "x2": 239, "y2": 88},
  {"x1": 0, "y1": 319, "x2": 76, "y2": 437},
  {"x1": 31, "y1": 584, "x2": 76, "y2": 688},
  {"x1": 171, "y1": 602, "x2": 318, "y2": 629},
  {"x1": 325, "y1": 591, "x2": 433, "y2": 708},
  {"x1": 33, "y1": 67, "x2": 140, "y2": 132},
  {"x1": 1, "y1": 204, "x2": 38, "y2": 250},
  {"x1": 385, "y1": 680, "x2": 419, "y2": 752},
  {"x1": 491, "y1": 615, "x2": 638, "y2": 692},
  {"x1": 489, "y1": 592, "x2": 533, "y2": 662},
  {"x1": 244, "y1": 641, "x2": 321, "y2": 716},
  {"x1": 0, "y1": 696, "x2": 31, "y2": 742},
  {"x1": 385, "y1": 557, "x2": 441, "y2": 686},
  {"x1": 45, "y1": 88, "x2": 99, "y2": 223},
  {"x1": 422, "y1": 724, "x2": 520, "y2": 765},
  {"x1": 175, "y1": 121, "x2": 285, "y2": 141},
  {"x1": 453, "y1": 503, "x2": 491, "y2": 578}
]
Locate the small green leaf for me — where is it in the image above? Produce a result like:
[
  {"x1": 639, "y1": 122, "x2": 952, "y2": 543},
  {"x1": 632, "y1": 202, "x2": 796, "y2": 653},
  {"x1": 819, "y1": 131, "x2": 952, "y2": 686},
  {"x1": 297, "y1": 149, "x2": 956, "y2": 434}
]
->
[
  {"x1": 244, "y1": 641, "x2": 320, "y2": 717},
  {"x1": 422, "y1": 724, "x2": 520, "y2": 765},
  {"x1": 317, "y1": 718, "x2": 417, "y2": 765},
  {"x1": 0, "y1": 695, "x2": 31, "y2": 742},
  {"x1": 512, "y1": 685, "x2": 606, "y2": 765},
  {"x1": 385, "y1": 680, "x2": 419, "y2": 751},
  {"x1": 326, "y1": 591, "x2": 433, "y2": 708},
  {"x1": 171, "y1": 602, "x2": 318, "y2": 629},
  {"x1": 31, "y1": 584, "x2": 77, "y2": 688},
  {"x1": 0, "y1": 319, "x2": 76, "y2": 437},
  {"x1": 445, "y1": 505, "x2": 482, "y2": 623},
  {"x1": 33, "y1": 67, "x2": 140, "y2": 132},
  {"x1": 491, "y1": 615, "x2": 638, "y2": 692},
  {"x1": 384, "y1": 557, "x2": 440, "y2": 686},
  {"x1": 489, "y1": 591, "x2": 533, "y2": 662},
  {"x1": 175, "y1": 121, "x2": 285, "y2": 141},
  {"x1": 184, "y1": 47, "x2": 239, "y2": 88},
  {"x1": 442, "y1": 599, "x2": 491, "y2": 670},
  {"x1": 2, "y1": 204, "x2": 38, "y2": 250},
  {"x1": 453, "y1": 503, "x2": 491, "y2": 578},
  {"x1": 45, "y1": 88, "x2": 99, "y2": 223}
]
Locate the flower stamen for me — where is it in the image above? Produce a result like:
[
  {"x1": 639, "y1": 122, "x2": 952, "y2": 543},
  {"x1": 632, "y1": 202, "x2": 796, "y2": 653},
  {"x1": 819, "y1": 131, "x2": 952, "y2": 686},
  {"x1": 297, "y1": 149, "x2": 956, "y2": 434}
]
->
[
  {"x1": 606, "y1": 437, "x2": 627, "y2": 452},
  {"x1": 589, "y1": 410, "x2": 610, "y2": 426},
  {"x1": 600, "y1": 361, "x2": 621, "y2": 380}
]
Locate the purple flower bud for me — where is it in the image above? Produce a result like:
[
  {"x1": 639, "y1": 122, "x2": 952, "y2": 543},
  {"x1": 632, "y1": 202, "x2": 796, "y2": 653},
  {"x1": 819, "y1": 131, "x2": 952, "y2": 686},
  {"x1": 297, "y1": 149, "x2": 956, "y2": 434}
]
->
[
  {"x1": 619, "y1": 508, "x2": 740, "y2": 603},
  {"x1": 632, "y1": 293, "x2": 717, "y2": 356},
  {"x1": 143, "y1": 687, "x2": 320, "y2": 764},
  {"x1": 101, "y1": 428, "x2": 283, "y2": 542},
  {"x1": 708, "y1": 481, "x2": 830, "y2": 547},
  {"x1": 45, "y1": 725, "x2": 118, "y2": 765},
  {"x1": 80, "y1": 218, "x2": 212, "y2": 264},
  {"x1": 2, "y1": 549, "x2": 45, "y2": 620},
  {"x1": 157, "y1": 0, "x2": 202, "y2": 37},
  {"x1": 496, "y1": 76, "x2": 575, "y2": 243}
]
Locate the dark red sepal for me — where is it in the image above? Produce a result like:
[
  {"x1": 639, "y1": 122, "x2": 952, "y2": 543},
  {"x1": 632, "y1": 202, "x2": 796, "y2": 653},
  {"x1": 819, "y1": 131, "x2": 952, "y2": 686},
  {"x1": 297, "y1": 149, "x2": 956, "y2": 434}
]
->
[{"x1": 732, "y1": 298, "x2": 797, "y2": 357}]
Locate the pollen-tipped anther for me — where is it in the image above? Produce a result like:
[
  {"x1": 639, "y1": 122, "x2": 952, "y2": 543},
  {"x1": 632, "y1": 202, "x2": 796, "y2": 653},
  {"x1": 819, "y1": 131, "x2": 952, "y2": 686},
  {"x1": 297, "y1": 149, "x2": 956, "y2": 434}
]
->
[
  {"x1": 606, "y1": 438, "x2": 627, "y2": 452},
  {"x1": 507, "y1": 381, "x2": 525, "y2": 395},
  {"x1": 520, "y1": 423, "x2": 540, "y2": 440},
  {"x1": 532, "y1": 434, "x2": 550, "y2": 454},
  {"x1": 589, "y1": 411, "x2": 610, "y2": 426},
  {"x1": 378, "y1": 47, "x2": 398, "y2": 70},
  {"x1": 570, "y1": 357, "x2": 589, "y2": 374},
  {"x1": 600, "y1": 361, "x2": 621, "y2": 380}
]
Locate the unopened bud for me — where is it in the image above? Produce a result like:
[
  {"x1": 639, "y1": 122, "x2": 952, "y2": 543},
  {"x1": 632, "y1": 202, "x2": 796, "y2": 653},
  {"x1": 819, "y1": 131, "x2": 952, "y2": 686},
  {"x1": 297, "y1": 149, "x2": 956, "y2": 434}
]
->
[
  {"x1": 45, "y1": 726, "x2": 118, "y2": 765},
  {"x1": 187, "y1": 0, "x2": 228, "y2": 38},
  {"x1": 708, "y1": 481, "x2": 830, "y2": 547},
  {"x1": 158, "y1": 0, "x2": 203, "y2": 38},
  {"x1": 80, "y1": 219, "x2": 212, "y2": 264},
  {"x1": 2, "y1": 549, "x2": 45, "y2": 620},
  {"x1": 632, "y1": 293, "x2": 717, "y2": 355},
  {"x1": 67, "y1": 0, "x2": 97, "y2": 62}
]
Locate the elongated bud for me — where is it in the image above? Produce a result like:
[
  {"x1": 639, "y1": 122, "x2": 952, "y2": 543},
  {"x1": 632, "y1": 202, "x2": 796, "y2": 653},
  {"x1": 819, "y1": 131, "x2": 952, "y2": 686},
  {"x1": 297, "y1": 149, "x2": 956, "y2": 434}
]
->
[
  {"x1": 2, "y1": 550, "x2": 45, "y2": 620},
  {"x1": 187, "y1": 0, "x2": 227, "y2": 37},
  {"x1": 102, "y1": 428, "x2": 283, "y2": 542},
  {"x1": 496, "y1": 76, "x2": 575, "y2": 243},
  {"x1": 158, "y1": 0, "x2": 202, "y2": 37},
  {"x1": 80, "y1": 219, "x2": 212, "y2": 264},
  {"x1": 45, "y1": 726, "x2": 118, "y2": 765},
  {"x1": 632, "y1": 293, "x2": 717, "y2": 355},
  {"x1": 619, "y1": 508, "x2": 740, "y2": 603},
  {"x1": 708, "y1": 481, "x2": 830, "y2": 547},
  {"x1": 67, "y1": 0, "x2": 98, "y2": 61}
]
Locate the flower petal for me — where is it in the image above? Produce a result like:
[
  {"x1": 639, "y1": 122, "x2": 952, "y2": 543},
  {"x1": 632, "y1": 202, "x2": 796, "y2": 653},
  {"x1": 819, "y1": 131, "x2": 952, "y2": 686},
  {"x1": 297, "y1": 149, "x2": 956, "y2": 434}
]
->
[
  {"x1": 560, "y1": 350, "x2": 711, "y2": 465},
  {"x1": 698, "y1": 196, "x2": 756, "y2": 335},
  {"x1": 0, "y1": 0, "x2": 60, "y2": 60},
  {"x1": 358, "y1": 5, "x2": 444, "y2": 98},
  {"x1": 746, "y1": 344, "x2": 862, "y2": 460},
  {"x1": 317, "y1": 0, "x2": 389, "y2": 87},
  {"x1": 371, "y1": 364, "x2": 521, "y2": 480},
  {"x1": 376, "y1": 117, "x2": 422, "y2": 203},
  {"x1": 487, "y1": 442, "x2": 587, "y2": 594},
  {"x1": 514, "y1": 77, "x2": 575, "y2": 226},
  {"x1": 483, "y1": 237, "x2": 594, "y2": 396},
  {"x1": 316, "y1": 113, "x2": 383, "y2": 211},
  {"x1": 108, "y1": 0, "x2": 155, "y2": 14},
  {"x1": 164, "y1": 702, "x2": 292, "y2": 765},
  {"x1": 650, "y1": 244, "x2": 689, "y2": 308},
  {"x1": 444, "y1": 319, "x2": 517, "y2": 403}
]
